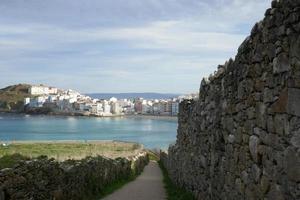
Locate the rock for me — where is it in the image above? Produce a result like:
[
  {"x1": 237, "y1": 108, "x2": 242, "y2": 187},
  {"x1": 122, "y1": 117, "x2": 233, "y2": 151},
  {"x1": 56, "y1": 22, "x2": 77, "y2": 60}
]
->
[
  {"x1": 291, "y1": 131, "x2": 300, "y2": 148},
  {"x1": 290, "y1": 35, "x2": 300, "y2": 59},
  {"x1": 241, "y1": 170, "x2": 249, "y2": 185},
  {"x1": 284, "y1": 147, "x2": 300, "y2": 182},
  {"x1": 256, "y1": 103, "x2": 267, "y2": 129},
  {"x1": 274, "y1": 114, "x2": 288, "y2": 135},
  {"x1": 260, "y1": 175, "x2": 270, "y2": 194},
  {"x1": 235, "y1": 178, "x2": 244, "y2": 194},
  {"x1": 271, "y1": 0, "x2": 279, "y2": 8},
  {"x1": 263, "y1": 88, "x2": 274, "y2": 103},
  {"x1": 251, "y1": 164, "x2": 261, "y2": 182},
  {"x1": 228, "y1": 134, "x2": 235, "y2": 144},
  {"x1": 271, "y1": 88, "x2": 288, "y2": 113},
  {"x1": 287, "y1": 88, "x2": 300, "y2": 116},
  {"x1": 0, "y1": 189, "x2": 4, "y2": 200},
  {"x1": 267, "y1": 184, "x2": 284, "y2": 200},
  {"x1": 273, "y1": 53, "x2": 290, "y2": 74},
  {"x1": 249, "y1": 135, "x2": 260, "y2": 162}
]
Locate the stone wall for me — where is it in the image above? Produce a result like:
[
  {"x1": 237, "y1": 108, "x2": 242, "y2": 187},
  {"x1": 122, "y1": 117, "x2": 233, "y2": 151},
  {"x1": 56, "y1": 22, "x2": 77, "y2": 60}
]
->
[
  {"x1": 161, "y1": 0, "x2": 300, "y2": 199},
  {"x1": 0, "y1": 152, "x2": 148, "y2": 200}
]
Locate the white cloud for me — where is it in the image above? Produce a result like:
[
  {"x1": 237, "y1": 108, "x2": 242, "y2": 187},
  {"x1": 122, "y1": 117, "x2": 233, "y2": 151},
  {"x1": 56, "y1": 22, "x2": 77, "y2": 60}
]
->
[
  {"x1": 0, "y1": 0, "x2": 273, "y2": 92},
  {"x1": 0, "y1": 20, "x2": 246, "y2": 55}
]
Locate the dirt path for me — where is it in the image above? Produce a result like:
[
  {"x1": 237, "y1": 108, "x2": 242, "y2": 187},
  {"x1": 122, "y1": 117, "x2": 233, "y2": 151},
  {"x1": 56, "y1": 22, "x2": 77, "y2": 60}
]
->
[{"x1": 102, "y1": 161, "x2": 166, "y2": 200}]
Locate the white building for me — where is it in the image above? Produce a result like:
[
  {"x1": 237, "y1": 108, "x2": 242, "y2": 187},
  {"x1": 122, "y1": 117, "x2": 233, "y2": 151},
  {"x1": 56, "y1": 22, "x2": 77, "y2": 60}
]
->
[
  {"x1": 29, "y1": 85, "x2": 58, "y2": 95},
  {"x1": 79, "y1": 103, "x2": 90, "y2": 111},
  {"x1": 91, "y1": 103, "x2": 103, "y2": 114},
  {"x1": 111, "y1": 102, "x2": 121, "y2": 114},
  {"x1": 48, "y1": 95, "x2": 57, "y2": 103},
  {"x1": 103, "y1": 101, "x2": 111, "y2": 114},
  {"x1": 152, "y1": 102, "x2": 160, "y2": 114},
  {"x1": 142, "y1": 101, "x2": 152, "y2": 114},
  {"x1": 24, "y1": 98, "x2": 30, "y2": 105},
  {"x1": 48, "y1": 87, "x2": 58, "y2": 94},
  {"x1": 171, "y1": 102, "x2": 179, "y2": 116},
  {"x1": 29, "y1": 96, "x2": 46, "y2": 108},
  {"x1": 109, "y1": 97, "x2": 118, "y2": 103},
  {"x1": 29, "y1": 86, "x2": 49, "y2": 95},
  {"x1": 68, "y1": 97, "x2": 77, "y2": 104}
]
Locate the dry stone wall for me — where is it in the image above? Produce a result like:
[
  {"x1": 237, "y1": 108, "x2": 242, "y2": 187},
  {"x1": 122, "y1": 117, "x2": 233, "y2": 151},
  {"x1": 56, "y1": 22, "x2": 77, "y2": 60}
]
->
[
  {"x1": 0, "y1": 152, "x2": 148, "y2": 200},
  {"x1": 161, "y1": 0, "x2": 300, "y2": 199}
]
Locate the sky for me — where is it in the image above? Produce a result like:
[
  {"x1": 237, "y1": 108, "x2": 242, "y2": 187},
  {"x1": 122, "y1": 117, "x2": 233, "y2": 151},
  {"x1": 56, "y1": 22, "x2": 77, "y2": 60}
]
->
[{"x1": 0, "y1": 0, "x2": 272, "y2": 93}]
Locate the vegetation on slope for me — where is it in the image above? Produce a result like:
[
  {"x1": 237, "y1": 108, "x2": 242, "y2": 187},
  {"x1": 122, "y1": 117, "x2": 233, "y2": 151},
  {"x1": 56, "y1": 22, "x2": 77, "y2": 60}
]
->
[
  {"x1": 158, "y1": 160, "x2": 195, "y2": 200},
  {"x1": 0, "y1": 84, "x2": 32, "y2": 112}
]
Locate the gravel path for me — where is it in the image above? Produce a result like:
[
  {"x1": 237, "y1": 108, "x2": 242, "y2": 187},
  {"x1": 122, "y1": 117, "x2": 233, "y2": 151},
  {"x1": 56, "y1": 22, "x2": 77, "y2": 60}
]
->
[{"x1": 102, "y1": 161, "x2": 166, "y2": 200}]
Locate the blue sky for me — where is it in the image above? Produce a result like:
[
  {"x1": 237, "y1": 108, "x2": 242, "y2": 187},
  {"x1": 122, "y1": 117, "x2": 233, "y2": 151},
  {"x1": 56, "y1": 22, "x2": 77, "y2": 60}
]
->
[{"x1": 0, "y1": 0, "x2": 271, "y2": 93}]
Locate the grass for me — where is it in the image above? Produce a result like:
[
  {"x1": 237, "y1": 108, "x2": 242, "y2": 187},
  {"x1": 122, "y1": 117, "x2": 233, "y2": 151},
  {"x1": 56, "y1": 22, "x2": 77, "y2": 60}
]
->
[
  {"x1": 0, "y1": 141, "x2": 142, "y2": 163},
  {"x1": 147, "y1": 150, "x2": 160, "y2": 161},
  {"x1": 90, "y1": 174, "x2": 136, "y2": 200},
  {"x1": 86, "y1": 159, "x2": 147, "y2": 200},
  {"x1": 158, "y1": 160, "x2": 195, "y2": 200},
  {"x1": 0, "y1": 153, "x2": 30, "y2": 169}
]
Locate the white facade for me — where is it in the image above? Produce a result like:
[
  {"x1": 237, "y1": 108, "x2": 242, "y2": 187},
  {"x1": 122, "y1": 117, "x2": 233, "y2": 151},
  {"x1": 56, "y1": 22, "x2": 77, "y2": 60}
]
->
[
  {"x1": 68, "y1": 97, "x2": 77, "y2": 104},
  {"x1": 109, "y1": 97, "x2": 118, "y2": 103},
  {"x1": 111, "y1": 102, "x2": 120, "y2": 114},
  {"x1": 171, "y1": 102, "x2": 179, "y2": 116},
  {"x1": 48, "y1": 87, "x2": 58, "y2": 94},
  {"x1": 24, "y1": 98, "x2": 30, "y2": 105},
  {"x1": 29, "y1": 86, "x2": 49, "y2": 95},
  {"x1": 91, "y1": 103, "x2": 103, "y2": 114},
  {"x1": 142, "y1": 104, "x2": 150, "y2": 114},
  {"x1": 48, "y1": 95, "x2": 57, "y2": 103},
  {"x1": 29, "y1": 86, "x2": 57, "y2": 95},
  {"x1": 103, "y1": 101, "x2": 111, "y2": 114},
  {"x1": 29, "y1": 96, "x2": 46, "y2": 107}
]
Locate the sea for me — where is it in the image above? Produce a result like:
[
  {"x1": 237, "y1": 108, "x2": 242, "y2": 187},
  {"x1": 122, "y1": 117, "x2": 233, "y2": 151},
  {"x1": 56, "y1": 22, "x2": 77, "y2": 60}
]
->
[{"x1": 0, "y1": 113, "x2": 178, "y2": 149}]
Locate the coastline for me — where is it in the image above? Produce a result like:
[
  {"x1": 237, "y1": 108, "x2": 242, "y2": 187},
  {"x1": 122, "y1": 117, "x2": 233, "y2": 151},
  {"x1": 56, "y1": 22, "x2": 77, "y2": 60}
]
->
[
  {"x1": 0, "y1": 111, "x2": 178, "y2": 121},
  {"x1": 3, "y1": 140, "x2": 141, "y2": 145},
  {"x1": 124, "y1": 114, "x2": 178, "y2": 121}
]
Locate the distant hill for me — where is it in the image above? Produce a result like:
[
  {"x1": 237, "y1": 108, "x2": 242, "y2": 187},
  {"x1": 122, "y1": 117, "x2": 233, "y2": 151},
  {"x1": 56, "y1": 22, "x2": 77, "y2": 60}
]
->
[
  {"x1": 0, "y1": 84, "x2": 32, "y2": 112},
  {"x1": 87, "y1": 93, "x2": 181, "y2": 100}
]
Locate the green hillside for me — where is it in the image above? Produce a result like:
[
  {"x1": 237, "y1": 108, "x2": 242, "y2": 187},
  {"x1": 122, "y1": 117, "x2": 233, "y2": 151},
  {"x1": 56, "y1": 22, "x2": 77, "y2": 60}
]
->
[{"x1": 0, "y1": 84, "x2": 32, "y2": 112}]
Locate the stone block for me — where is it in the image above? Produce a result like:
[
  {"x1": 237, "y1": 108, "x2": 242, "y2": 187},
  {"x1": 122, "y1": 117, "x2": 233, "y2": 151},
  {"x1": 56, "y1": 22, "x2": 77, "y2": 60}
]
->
[
  {"x1": 274, "y1": 114, "x2": 289, "y2": 135},
  {"x1": 251, "y1": 164, "x2": 261, "y2": 183},
  {"x1": 284, "y1": 147, "x2": 300, "y2": 182},
  {"x1": 267, "y1": 184, "x2": 284, "y2": 200},
  {"x1": 291, "y1": 131, "x2": 300, "y2": 148},
  {"x1": 273, "y1": 53, "x2": 290, "y2": 74},
  {"x1": 287, "y1": 88, "x2": 300, "y2": 116},
  {"x1": 290, "y1": 35, "x2": 300, "y2": 59},
  {"x1": 228, "y1": 134, "x2": 235, "y2": 144},
  {"x1": 256, "y1": 103, "x2": 267, "y2": 129},
  {"x1": 264, "y1": 88, "x2": 274, "y2": 103},
  {"x1": 260, "y1": 175, "x2": 270, "y2": 194},
  {"x1": 271, "y1": 88, "x2": 288, "y2": 113},
  {"x1": 249, "y1": 135, "x2": 260, "y2": 162}
]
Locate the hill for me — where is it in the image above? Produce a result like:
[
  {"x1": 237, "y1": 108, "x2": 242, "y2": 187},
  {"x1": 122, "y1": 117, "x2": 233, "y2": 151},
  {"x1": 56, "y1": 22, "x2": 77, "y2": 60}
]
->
[
  {"x1": 87, "y1": 93, "x2": 181, "y2": 100},
  {"x1": 0, "y1": 84, "x2": 32, "y2": 112}
]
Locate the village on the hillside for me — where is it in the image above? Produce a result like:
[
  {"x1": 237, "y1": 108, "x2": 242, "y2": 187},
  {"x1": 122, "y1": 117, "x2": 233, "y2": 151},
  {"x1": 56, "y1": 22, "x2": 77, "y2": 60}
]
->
[{"x1": 24, "y1": 85, "x2": 197, "y2": 116}]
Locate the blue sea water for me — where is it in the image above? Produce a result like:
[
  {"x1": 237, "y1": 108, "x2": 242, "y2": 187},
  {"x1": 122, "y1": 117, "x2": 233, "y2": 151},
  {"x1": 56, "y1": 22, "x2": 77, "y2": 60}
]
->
[{"x1": 0, "y1": 114, "x2": 177, "y2": 149}]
